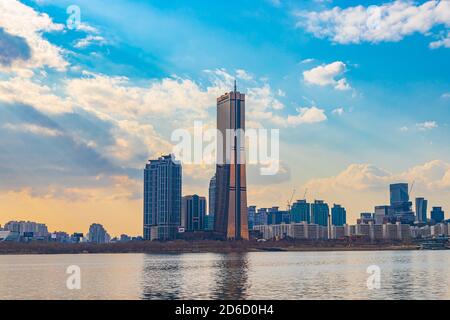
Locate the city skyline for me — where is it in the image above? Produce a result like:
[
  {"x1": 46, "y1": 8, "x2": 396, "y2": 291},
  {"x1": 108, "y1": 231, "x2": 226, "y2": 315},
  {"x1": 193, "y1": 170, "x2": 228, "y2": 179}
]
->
[{"x1": 0, "y1": 0, "x2": 449, "y2": 236}]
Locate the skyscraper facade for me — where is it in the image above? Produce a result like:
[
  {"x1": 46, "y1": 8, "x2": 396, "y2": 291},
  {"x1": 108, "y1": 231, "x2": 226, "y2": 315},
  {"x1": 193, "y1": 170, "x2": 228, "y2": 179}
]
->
[
  {"x1": 182, "y1": 195, "x2": 206, "y2": 232},
  {"x1": 311, "y1": 200, "x2": 329, "y2": 227},
  {"x1": 431, "y1": 207, "x2": 445, "y2": 224},
  {"x1": 208, "y1": 174, "x2": 216, "y2": 216},
  {"x1": 291, "y1": 200, "x2": 311, "y2": 223},
  {"x1": 388, "y1": 183, "x2": 415, "y2": 224},
  {"x1": 331, "y1": 204, "x2": 346, "y2": 226},
  {"x1": 143, "y1": 154, "x2": 182, "y2": 241},
  {"x1": 214, "y1": 85, "x2": 249, "y2": 240},
  {"x1": 415, "y1": 197, "x2": 428, "y2": 223},
  {"x1": 247, "y1": 206, "x2": 256, "y2": 230},
  {"x1": 390, "y1": 183, "x2": 409, "y2": 204}
]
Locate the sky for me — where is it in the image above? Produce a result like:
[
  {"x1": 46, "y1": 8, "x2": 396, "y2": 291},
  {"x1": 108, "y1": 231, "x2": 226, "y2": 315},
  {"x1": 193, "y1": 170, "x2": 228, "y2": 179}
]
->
[{"x1": 0, "y1": 0, "x2": 449, "y2": 236}]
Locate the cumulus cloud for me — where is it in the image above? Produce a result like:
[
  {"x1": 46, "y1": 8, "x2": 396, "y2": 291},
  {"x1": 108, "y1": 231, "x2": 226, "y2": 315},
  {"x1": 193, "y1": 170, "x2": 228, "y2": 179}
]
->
[
  {"x1": 0, "y1": 76, "x2": 73, "y2": 114},
  {"x1": 0, "y1": 67, "x2": 326, "y2": 181},
  {"x1": 306, "y1": 160, "x2": 450, "y2": 194},
  {"x1": 296, "y1": 0, "x2": 450, "y2": 47},
  {"x1": 303, "y1": 61, "x2": 351, "y2": 90},
  {"x1": 416, "y1": 121, "x2": 438, "y2": 130},
  {"x1": 272, "y1": 106, "x2": 327, "y2": 127},
  {"x1": 0, "y1": 28, "x2": 31, "y2": 66},
  {"x1": 0, "y1": 0, "x2": 67, "y2": 72}
]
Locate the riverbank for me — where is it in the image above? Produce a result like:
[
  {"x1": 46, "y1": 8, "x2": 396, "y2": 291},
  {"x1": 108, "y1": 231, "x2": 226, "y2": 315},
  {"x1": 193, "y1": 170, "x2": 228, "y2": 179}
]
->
[{"x1": 0, "y1": 240, "x2": 418, "y2": 255}]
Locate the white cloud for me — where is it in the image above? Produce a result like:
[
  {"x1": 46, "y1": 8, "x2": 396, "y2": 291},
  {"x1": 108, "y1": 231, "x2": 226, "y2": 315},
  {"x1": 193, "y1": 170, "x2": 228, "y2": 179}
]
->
[
  {"x1": 75, "y1": 23, "x2": 99, "y2": 34},
  {"x1": 332, "y1": 107, "x2": 344, "y2": 115},
  {"x1": 306, "y1": 160, "x2": 450, "y2": 193},
  {"x1": 442, "y1": 92, "x2": 450, "y2": 99},
  {"x1": 416, "y1": 121, "x2": 438, "y2": 131},
  {"x1": 0, "y1": 76, "x2": 73, "y2": 113},
  {"x1": 400, "y1": 126, "x2": 409, "y2": 132},
  {"x1": 272, "y1": 106, "x2": 327, "y2": 127},
  {"x1": 3, "y1": 123, "x2": 63, "y2": 137},
  {"x1": 0, "y1": 0, "x2": 68, "y2": 72},
  {"x1": 430, "y1": 31, "x2": 450, "y2": 49},
  {"x1": 302, "y1": 160, "x2": 450, "y2": 222},
  {"x1": 236, "y1": 69, "x2": 253, "y2": 81},
  {"x1": 303, "y1": 61, "x2": 352, "y2": 91},
  {"x1": 74, "y1": 35, "x2": 107, "y2": 49},
  {"x1": 296, "y1": 0, "x2": 450, "y2": 47},
  {"x1": 300, "y1": 58, "x2": 315, "y2": 64},
  {"x1": 0, "y1": 68, "x2": 328, "y2": 171}
]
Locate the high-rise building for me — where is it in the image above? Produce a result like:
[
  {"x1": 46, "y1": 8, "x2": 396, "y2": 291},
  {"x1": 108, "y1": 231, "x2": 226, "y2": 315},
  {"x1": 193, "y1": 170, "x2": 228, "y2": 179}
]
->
[
  {"x1": 431, "y1": 207, "x2": 445, "y2": 224},
  {"x1": 87, "y1": 223, "x2": 110, "y2": 244},
  {"x1": 182, "y1": 195, "x2": 206, "y2": 232},
  {"x1": 254, "y1": 208, "x2": 268, "y2": 226},
  {"x1": 415, "y1": 197, "x2": 428, "y2": 223},
  {"x1": 388, "y1": 183, "x2": 415, "y2": 224},
  {"x1": 214, "y1": 84, "x2": 249, "y2": 240},
  {"x1": 311, "y1": 200, "x2": 329, "y2": 227},
  {"x1": 291, "y1": 200, "x2": 311, "y2": 223},
  {"x1": 143, "y1": 154, "x2": 182, "y2": 241},
  {"x1": 208, "y1": 174, "x2": 216, "y2": 216},
  {"x1": 267, "y1": 207, "x2": 285, "y2": 225},
  {"x1": 331, "y1": 204, "x2": 346, "y2": 226},
  {"x1": 204, "y1": 215, "x2": 215, "y2": 231},
  {"x1": 206, "y1": 174, "x2": 216, "y2": 231},
  {"x1": 247, "y1": 206, "x2": 256, "y2": 230}
]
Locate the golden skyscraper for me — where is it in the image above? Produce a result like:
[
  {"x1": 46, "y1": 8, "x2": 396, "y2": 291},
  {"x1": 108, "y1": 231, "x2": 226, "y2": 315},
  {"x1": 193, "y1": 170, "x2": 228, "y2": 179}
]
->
[{"x1": 214, "y1": 82, "x2": 249, "y2": 240}]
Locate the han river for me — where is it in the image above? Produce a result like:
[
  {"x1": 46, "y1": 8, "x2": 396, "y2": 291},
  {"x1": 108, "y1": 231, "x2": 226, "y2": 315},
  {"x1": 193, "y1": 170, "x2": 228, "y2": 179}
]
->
[{"x1": 1, "y1": 251, "x2": 450, "y2": 300}]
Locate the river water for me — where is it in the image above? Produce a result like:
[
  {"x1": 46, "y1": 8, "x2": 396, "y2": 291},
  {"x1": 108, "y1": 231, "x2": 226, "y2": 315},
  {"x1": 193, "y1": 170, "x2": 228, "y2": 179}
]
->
[{"x1": 0, "y1": 251, "x2": 449, "y2": 300}]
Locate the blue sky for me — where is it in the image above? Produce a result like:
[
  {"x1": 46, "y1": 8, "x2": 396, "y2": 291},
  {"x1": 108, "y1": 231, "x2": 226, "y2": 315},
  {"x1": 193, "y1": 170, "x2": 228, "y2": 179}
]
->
[{"x1": 0, "y1": 0, "x2": 449, "y2": 234}]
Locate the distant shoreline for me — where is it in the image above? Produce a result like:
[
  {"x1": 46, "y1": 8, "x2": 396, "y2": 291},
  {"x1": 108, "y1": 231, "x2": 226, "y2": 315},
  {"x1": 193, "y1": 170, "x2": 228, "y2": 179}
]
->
[{"x1": 0, "y1": 240, "x2": 419, "y2": 255}]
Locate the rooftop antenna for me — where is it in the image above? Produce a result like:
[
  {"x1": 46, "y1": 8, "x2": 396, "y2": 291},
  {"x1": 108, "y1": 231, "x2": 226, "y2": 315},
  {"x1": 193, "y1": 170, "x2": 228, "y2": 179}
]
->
[{"x1": 234, "y1": 79, "x2": 237, "y2": 93}]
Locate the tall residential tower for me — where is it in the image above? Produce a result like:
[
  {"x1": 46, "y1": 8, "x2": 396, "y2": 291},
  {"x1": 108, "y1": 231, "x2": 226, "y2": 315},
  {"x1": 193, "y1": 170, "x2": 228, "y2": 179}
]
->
[{"x1": 143, "y1": 154, "x2": 182, "y2": 241}]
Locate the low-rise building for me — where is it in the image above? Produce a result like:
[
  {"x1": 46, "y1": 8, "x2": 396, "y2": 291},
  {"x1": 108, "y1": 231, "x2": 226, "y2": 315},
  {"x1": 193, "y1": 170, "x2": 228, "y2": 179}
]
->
[
  {"x1": 344, "y1": 224, "x2": 356, "y2": 237},
  {"x1": 431, "y1": 223, "x2": 448, "y2": 237},
  {"x1": 291, "y1": 222, "x2": 308, "y2": 240},
  {"x1": 369, "y1": 223, "x2": 384, "y2": 241},
  {"x1": 383, "y1": 223, "x2": 398, "y2": 240},
  {"x1": 330, "y1": 226, "x2": 345, "y2": 240},
  {"x1": 355, "y1": 224, "x2": 370, "y2": 239}
]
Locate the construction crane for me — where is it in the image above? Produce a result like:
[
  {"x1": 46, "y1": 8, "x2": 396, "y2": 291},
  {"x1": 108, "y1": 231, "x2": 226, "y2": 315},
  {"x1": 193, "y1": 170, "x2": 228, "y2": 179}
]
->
[
  {"x1": 409, "y1": 180, "x2": 415, "y2": 198},
  {"x1": 287, "y1": 189, "x2": 296, "y2": 213},
  {"x1": 303, "y1": 188, "x2": 308, "y2": 200}
]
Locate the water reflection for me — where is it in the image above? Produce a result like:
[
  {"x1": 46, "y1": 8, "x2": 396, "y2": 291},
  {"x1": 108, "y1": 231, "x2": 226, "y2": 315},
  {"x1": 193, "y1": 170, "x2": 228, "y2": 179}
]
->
[
  {"x1": 141, "y1": 254, "x2": 182, "y2": 300},
  {"x1": 210, "y1": 253, "x2": 249, "y2": 300},
  {"x1": 1, "y1": 251, "x2": 449, "y2": 299}
]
